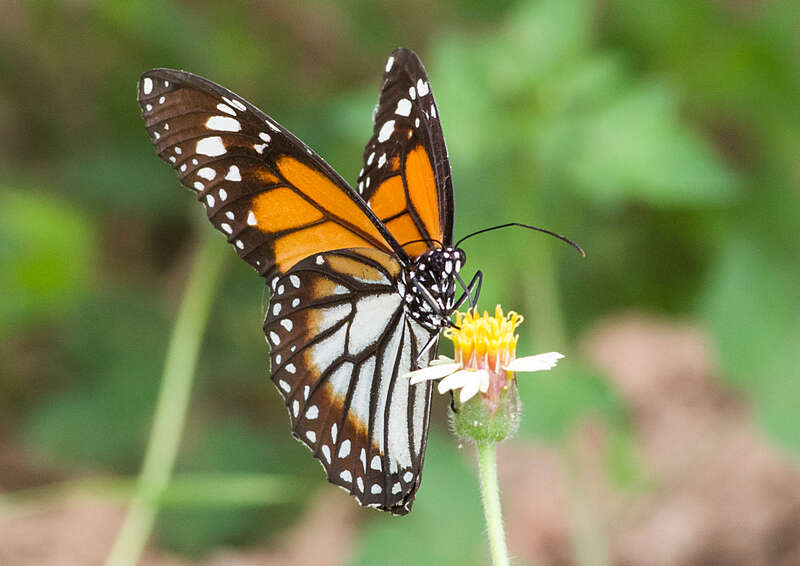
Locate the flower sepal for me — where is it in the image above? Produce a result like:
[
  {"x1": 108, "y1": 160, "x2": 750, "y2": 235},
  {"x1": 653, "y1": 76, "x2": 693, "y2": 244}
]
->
[{"x1": 450, "y1": 381, "x2": 521, "y2": 444}]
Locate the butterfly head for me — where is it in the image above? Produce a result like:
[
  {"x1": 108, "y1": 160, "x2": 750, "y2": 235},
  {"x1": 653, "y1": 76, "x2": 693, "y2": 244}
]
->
[{"x1": 398, "y1": 247, "x2": 466, "y2": 330}]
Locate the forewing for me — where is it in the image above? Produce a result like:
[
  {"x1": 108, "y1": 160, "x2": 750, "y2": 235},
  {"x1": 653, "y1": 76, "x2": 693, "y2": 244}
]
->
[
  {"x1": 357, "y1": 48, "x2": 454, "y2": 256},
  {"x1": 138, "y1": 70, "x2": 395, "y2": 282},
  {"x1": 264, "y1": 248, "x2": 435, "y2": 514}
]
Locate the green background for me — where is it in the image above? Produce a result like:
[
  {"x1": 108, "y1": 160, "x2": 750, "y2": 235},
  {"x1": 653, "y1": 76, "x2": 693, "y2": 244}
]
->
[{"x1": 2, "y1": 1, "x2": 799, "y2": 564}]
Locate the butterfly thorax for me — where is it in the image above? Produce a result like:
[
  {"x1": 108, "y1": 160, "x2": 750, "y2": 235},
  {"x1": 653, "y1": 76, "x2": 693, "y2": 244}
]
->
[{"x1": 397, "y1": 247, "x2": 465, "y2": 330}]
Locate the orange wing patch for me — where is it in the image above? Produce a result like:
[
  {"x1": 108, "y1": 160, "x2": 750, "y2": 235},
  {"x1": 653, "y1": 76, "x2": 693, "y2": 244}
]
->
[
  {"x1": 274, "y1": 222, "x2": 375, "y2": 272},
  {"x1": 369, "y1": 176, "x2": 405, "y2": 220},
  {"x1": 277, "y1": 157, "x2": 387, "y2": 243},
  {"x1": 252, "y1": 187, "x2": 324, "y2": 232},
  {"x1": 404, "y1": 146, "x2": 440, "y2": 243}
]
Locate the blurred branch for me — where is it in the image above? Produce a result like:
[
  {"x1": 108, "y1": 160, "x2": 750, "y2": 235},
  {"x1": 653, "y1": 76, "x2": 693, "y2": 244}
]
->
[
  {"x1": 0, "y1": 473, "x2": 300, "y2": 518},
  {"x1": 104, "y1": 232, "x2": 226, "y2": 566}
]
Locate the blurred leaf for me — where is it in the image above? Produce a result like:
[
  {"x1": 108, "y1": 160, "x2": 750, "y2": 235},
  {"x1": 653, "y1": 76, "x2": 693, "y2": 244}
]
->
[
  {"x1": 562, "y1": 83, "x2": 739, "y2": 207},
  {"x1": 702, "y1": 237, "x2": 800, "y2": 452},
  {"x1": 351, "y1": 433, "x2": 486, "y2": 566},
  {"x1": 517, "y1": 362, "x2": 624, "y2": 439},
  {"x1": 157, "y1": 419, "x2": 310, "y2": 556},
  {"x1": 0, "y1": 189, "x2": 95, "y2": 333}
]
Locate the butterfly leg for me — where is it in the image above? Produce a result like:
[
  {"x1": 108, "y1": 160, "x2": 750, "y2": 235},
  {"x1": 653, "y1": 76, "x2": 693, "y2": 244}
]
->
[
  {"x1": 453, "y1": 270, "x2": 483, "y2": 311},
  {"x1": 415, "y1": 332, "x2": 440, "y2": 366}
]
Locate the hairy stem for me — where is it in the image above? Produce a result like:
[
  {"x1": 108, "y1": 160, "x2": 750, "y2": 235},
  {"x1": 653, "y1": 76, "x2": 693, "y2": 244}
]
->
[{"x1": 476, "y1": 440, "x2": 510, "y2": 566}]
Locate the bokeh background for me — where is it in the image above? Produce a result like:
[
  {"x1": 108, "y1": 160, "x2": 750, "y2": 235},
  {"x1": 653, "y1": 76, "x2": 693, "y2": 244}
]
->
[{"x1": 2, "y1": 1, "x2": 800, "y2": 565}]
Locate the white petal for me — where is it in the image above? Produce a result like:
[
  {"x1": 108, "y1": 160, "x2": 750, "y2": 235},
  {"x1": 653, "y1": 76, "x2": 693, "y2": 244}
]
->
[
  {"x1": 430, "y1": 355, "x2": 455, "y2": 366},
  {"x1": 406, "y1": 363, "x2": 460, "y2": 385},
  {"x1": 504, "y1": 352, "x2": 565, "y2": 372},
  {"x1": 437, "y1": 369, "x2": 478, "y2": 395},
  {"x1": 459, "y1": 376, "x2": 480, "y2": 403},
  {"x1": 478, "y1": 369, "x2": 491, "y2": 393}
]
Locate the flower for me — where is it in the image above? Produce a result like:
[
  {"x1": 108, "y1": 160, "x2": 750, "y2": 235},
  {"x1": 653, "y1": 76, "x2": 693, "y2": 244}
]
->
[
  {"x1": 406, "y1": 306, "x2": 563, "y2": 405},
  {"x1": 404, "y1": 305, "x2": 564, "y2": 442}
]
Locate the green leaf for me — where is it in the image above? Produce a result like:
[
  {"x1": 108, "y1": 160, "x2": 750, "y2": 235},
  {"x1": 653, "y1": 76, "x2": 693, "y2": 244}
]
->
[{"x1": 0, "y1": 188, "x2": 95, "y2": 333}]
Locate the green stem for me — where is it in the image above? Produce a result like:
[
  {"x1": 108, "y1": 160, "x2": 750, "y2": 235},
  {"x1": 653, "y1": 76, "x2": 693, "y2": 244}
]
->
[
  {"x1": 104, "y1": 234, "x2": 226, "y2": 566},
  {"x1": 476, "y1": 440, "x2": 510, "y2": 566}
]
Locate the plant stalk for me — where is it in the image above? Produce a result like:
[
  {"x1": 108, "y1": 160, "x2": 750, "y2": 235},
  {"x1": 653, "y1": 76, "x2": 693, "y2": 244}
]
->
[
  {"x1": 104, "y1": 234, "x2": 225, "y2": 566},
  {"x1": 476, "y1": 440, "x2": 510, "y2": 566}
]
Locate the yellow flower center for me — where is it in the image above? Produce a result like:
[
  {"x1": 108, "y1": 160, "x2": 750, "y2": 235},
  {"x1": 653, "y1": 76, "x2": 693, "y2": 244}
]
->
[{"x1": 444, "y1": 305, "x2": 523, "y2": 372}]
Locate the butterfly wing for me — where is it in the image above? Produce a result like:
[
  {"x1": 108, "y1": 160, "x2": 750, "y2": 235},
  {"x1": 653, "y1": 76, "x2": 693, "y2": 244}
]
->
[
  {"x1": 357, "y1": 48, "x2": 454, "y2": 257},
  {"x1": 137, "y1": 69, "x2": 403, "y2": 283},
  {"x1": 264, "y1": 248, "x2": 434, "y2": 514}
]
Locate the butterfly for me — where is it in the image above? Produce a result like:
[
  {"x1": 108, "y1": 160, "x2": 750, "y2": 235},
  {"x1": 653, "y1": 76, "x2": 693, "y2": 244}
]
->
[{"x1": 138, "y1": 48, "x2": 482, "y2": 515}]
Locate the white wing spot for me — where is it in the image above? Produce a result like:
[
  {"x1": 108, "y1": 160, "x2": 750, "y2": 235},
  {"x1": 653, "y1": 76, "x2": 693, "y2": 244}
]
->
[
  {"x1": 431, "y1": 104, "x2": 437, "y2": 118},
  {"x1": 322, "y1": 445, "x2": 331, "y2": 464},
  {"x1": 205, "y1": 116, "x2": 241, "y2": 132},
  {"x1": 365, "y1": 176, "x2": 371, "y2": 188},
  {"x1": 258, "y1": 132, "x2": 271, "y2": 143},
  {"x1": 303, "y1": 385, "x2": 309, "y2": 400},
  {"x1": 392, "y1": 482, "x2": 402, "y2": 494},
  {"x1": 197, "y1": 167, "x2": 216, "y2": 181},
  {"x1": 142, "y1": 77, "x2": 153, "y2": 94},
  {"x1": 153, "y1": 131, "x2": 160, "y2": 139},
  {"x1": 316, "y1": 255, "x2": 324, "y2": 265},
  {"x1": 417, "y1": 79, "x2": 429, "y2": 96},
  {"x1": 223, "y1": 97, "x2": 247, "y2": 112},
  {"x1": 385, "y1": 55, "x2": 395, "y2": 72},
  {"x1": 378, "y1": 153, "x2": 387, "y2": 168},
  {"x1": 225, "y1": 211, "x2": 234, "y2": 220},
  {"x1": 275, "y1": 354, "x2": 281, "y2": 364},
  {"x1": 174, "y1": 147, "x2": 182, "y2": 155},
  {"x1": 286, "y1": 363, "x2": 296, "y2": 374},
  {"x1": 377, "y1": 120, "x2": 395, "y2": 142},
  {"x1": 169, "y1": 156, "x2": 176, "y2": 163},
  {"x1": 338, "y1": 439, "x2": 350, "y2": 458},
  {"x1": 145, "y1": 103, "x2": 152, "y2": 111},
  {"x1": 192, "y1": 158, "x2": 198, "y2": 165},
  {"x1": 277, "y1": 284, "x2": 285, "y2": 295},
  {"x1": 395, "y1": 98, "x2": 412, "y2": 117},
  {"x1": 224, "y1": 167, "x2": 241, "y2": 183},
  {"x1": 279, "y1": 379, "x2": 290, "y2": 392},
  {"x1": 340, "y1": 470, "x2": 352, "y2": 482},
  {"x1": 247, "y1": 211, "x2": 257, "y2": 226},
  {"x1": 292, "y1": 298, "x2": 300, "y2": 307},
  {"x1": 164, "y1": 80, "x2": 169, "y2": 87},
  {"x1": 290, "y1": 275, "x2": 301, "y2": 288},
  {"x1": 235, "y1": 240, "x2": 244, "y2": 249},
  {"x1": 158, "y1": 96, "x2": 166, "y2": 104},
  {"x1": 370, "y1": 455, "x2": 382, "y2": 471},
  {"x1": 306, "y1": 405, "x2": 319, "y2": 420},
  {"x1": 270, "y1": 331, "x2": 280, "y2": 345},
  {"x1": 273, "y1": 303, "x2": 281, "y2": 316},
  {"x1": 409, "y1": 86, "x2": 416, "y2": 99},
  {"x1": 219, "y1": 188, "x2": 228, "y2": 201},
  {"x1": 216, "y1": 102, "x2": 236, "y2": 116},
  {"x1": 331, "y1": 423, "x2": 338, "y2": 443},
  {"x1": 254, "y1": 143, "x2": 267, "y2": 154},
  {"x1": 281, "y1": 319, "x2": 293, "y2": 332},
  {"x1": 305, "y1": 430, "x2": 316, "y2": 442},
  {"x1": 360, "y1": 448, "x2": 366, "y2": 472},
  {"x1": 371, "y1": 484, "x2": 382, "y2": 494},
  {"x1": 292, "y1": 400, "x2": 299, "y2": 418},
  {"x1": 193, "y1": 181, "x2": 204, "y2": 191},
  {"x1": 205, "y1": 194, "x2": 215, "y2": 207},
  {"x1": 403, "y1": 471, "x2": 413, "y2": 483},
  {"x1": 367, "y1": 152, "x2": 375, "y2": 165},
  {"x1": 266, "y1": 119, "x2": 280, "y2": 132},
  {"x1": 221, "y1": 223, "x2": 233, "y2": 234},
  {"x1": 163, "y1": 124, "x2": 169, "y2": 131},
  {"x1": 356, "y1": 477, "x2": 364, "y2": 492},
  {"x1": 415, "y1": 117, "x2": 420, "y2": 128},
  {"x1": 180, "y1": 164, "x2": 187, "y2": 172},
  {"x1": 196, "y1": 137, "x2": 226, "y2": 156}
]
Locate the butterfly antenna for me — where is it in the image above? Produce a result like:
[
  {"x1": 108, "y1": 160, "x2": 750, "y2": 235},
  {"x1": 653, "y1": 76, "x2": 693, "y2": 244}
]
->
[{"x1": 455, "y1": 222, "x2": 585, "y2": 257}]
